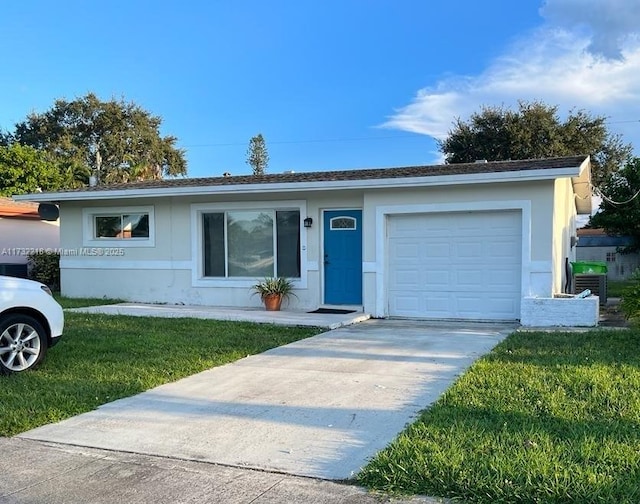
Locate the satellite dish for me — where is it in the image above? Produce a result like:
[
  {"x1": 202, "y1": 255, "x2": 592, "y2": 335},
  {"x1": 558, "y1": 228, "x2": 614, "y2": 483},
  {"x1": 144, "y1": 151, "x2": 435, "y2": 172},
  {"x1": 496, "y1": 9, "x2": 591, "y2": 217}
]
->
[{"x1": 38, "y1": 203, "x2": 59, "y2": 221}]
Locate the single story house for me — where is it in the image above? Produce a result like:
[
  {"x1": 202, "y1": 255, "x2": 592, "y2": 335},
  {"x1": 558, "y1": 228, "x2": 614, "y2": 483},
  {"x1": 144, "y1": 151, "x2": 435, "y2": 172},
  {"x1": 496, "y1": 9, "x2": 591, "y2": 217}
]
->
[
  {"x1": 0, "y1": 197, "x2": 60, "y2": 277},
  {"x1": 576, "y1": 228, "x2": 639, "y2": 281},
  {"x1": 16, "y1": 155, "x2": 594, "y2": 325}
]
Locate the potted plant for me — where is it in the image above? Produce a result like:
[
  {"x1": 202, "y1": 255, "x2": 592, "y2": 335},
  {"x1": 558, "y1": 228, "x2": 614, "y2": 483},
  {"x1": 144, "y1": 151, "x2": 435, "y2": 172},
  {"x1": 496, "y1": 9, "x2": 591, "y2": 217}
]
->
[{"x1": 251, "y1": 277, "x2": 296, "y2": 311}]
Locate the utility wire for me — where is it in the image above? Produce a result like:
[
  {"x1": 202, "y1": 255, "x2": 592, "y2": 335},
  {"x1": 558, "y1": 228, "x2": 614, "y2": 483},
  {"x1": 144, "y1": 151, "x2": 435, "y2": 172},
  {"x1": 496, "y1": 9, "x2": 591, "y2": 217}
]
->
[
  {"x1": 183, "y1": 134, "x2": 431, "y2": 148},
  {"x1": 592, "y1": 185, "x2": 640, "y2": 205}
]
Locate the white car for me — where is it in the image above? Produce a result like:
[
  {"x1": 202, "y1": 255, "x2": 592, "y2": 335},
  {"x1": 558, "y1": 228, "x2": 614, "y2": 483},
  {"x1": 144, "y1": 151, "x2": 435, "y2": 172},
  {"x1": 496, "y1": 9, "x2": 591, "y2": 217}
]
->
[{"x1": 0, "y1": 275, "x2": 64, "y2": 374}]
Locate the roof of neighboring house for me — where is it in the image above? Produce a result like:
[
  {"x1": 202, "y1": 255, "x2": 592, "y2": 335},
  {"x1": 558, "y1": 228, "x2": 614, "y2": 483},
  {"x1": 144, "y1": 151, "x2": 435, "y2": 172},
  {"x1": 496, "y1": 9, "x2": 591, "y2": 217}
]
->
[
  {"x1": 13, "y1": 155, "x2": 592, "y2": 213},
  {"x1": 0, "y1": 197, "x2": 40, "y2": 219},
  {"x1": 577, "y1": 228, "x2": 635, "y2": 248}
]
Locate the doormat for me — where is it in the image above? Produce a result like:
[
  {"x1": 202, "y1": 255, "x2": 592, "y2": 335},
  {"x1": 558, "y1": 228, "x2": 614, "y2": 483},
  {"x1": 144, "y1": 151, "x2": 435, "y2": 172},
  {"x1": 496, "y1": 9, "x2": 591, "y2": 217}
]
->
[{"x1": 308, "y1": 308, "x2": 357, "y2": 314}]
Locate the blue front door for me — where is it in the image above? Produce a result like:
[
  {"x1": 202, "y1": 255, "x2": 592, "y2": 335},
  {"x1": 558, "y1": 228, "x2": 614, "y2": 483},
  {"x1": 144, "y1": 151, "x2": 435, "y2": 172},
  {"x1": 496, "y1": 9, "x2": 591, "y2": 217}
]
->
[{"x1": 323, "y1": 210, "x2": 362, "y2": 305}]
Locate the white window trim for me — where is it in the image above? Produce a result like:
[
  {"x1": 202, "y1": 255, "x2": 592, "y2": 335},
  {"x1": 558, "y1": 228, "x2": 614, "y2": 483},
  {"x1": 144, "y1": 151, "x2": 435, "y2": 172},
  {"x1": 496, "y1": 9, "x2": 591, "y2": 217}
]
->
[
  {"x1": 191, "y1": 200, "x2": 308, "y2": 288},
  {"x1": 82, "y1": 205, "x2": 155, "y2": 248}
]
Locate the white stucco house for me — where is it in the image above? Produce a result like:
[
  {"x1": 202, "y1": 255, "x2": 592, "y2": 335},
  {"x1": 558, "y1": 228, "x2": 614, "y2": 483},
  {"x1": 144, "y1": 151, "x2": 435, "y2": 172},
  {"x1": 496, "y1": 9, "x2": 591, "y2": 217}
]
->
[
  {"x1": 0, "y1": 197, "x2": 60, "y2": 277},
  {"x1": 15, "y1": 155, "x2": 596, "y2": 325}
]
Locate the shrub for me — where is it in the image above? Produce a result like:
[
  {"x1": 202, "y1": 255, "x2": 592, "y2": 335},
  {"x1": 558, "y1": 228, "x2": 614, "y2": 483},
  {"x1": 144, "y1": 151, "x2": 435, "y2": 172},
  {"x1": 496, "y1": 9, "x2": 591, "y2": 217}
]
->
[
  {"x1": 28, "y1": 251, "x2": 60, "y2": 291},
  {"x1": 620, "y1": 268, "x2": 640, "y2": 321}
]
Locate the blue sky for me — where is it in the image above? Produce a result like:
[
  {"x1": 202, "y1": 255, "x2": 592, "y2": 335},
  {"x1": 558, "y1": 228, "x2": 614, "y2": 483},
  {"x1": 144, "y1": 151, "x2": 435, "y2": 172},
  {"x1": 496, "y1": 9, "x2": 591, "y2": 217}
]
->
[{"x1": 2, "y1": 0, "x2": 639, "y2": 178}]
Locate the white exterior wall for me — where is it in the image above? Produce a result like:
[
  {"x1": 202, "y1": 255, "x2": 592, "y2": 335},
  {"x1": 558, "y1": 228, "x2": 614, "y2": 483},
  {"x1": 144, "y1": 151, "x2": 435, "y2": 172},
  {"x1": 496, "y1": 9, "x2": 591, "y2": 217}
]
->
[
  {"x1": 552, "y1": 178, "x2": 578, "y2": 294},
  {"x1": 0, "y1": 218, "x2": 60, "y2": 265},
  {"x1": 59, "y1": 192, "x2": 363, "y2": 309},
  {"x1": 59, "y1": 180, "x2": 560, "y2": 319}
]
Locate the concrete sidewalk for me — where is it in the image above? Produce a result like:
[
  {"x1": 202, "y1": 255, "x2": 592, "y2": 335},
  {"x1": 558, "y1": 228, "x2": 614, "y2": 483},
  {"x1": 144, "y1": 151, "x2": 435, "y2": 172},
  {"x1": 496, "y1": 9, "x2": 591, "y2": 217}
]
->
[
  {"x1": 0, "y1": 438, "x2": 441, "y2": 504},
  {"x1": 20, "y1": 319, "x2": 515, "y2": 480},
  {"x1": 68, "y1": 302, "x2": 371, "y2": 329}
]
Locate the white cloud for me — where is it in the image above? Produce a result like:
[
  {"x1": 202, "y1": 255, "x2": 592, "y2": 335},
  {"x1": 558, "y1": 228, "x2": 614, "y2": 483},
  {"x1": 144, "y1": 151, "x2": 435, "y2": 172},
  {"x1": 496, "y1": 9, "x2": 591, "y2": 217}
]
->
[
  {"x1": 381, "y1": 1, "x2": 640, "y2": 152},
  {"x1": 541, "y1": 0, "x2": 640, "y2": 60}
]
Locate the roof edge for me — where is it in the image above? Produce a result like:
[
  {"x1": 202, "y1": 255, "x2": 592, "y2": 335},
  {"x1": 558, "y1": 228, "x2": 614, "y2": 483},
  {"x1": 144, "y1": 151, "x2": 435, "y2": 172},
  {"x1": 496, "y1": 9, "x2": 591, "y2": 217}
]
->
[{"x1": 14, "y1": 158, "x2": 588, "y2": 203}]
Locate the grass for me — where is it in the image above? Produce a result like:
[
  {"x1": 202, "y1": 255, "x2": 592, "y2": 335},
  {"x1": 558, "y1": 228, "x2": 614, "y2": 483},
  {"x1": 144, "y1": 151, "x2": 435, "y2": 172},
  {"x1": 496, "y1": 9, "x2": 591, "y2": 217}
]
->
[
  {"x1": 54, "y1": 295, "x2": 124, "y2": 309},
  {"x1": 0, "y1": 313, "x2": 320, "y2": 436},
  {"x1": 607, "y1": 280, "x2": 634, "y2": 298},
  {"x1": 357, "y1": 329, "x2": 640, "y2": 504}
]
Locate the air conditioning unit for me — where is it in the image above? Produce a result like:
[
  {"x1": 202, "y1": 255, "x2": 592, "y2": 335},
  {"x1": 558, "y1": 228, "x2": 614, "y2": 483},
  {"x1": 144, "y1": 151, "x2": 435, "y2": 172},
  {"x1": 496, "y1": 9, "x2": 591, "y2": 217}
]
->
[{"x1": 574, "y1": 274, "x2": 607, "y2": 304}]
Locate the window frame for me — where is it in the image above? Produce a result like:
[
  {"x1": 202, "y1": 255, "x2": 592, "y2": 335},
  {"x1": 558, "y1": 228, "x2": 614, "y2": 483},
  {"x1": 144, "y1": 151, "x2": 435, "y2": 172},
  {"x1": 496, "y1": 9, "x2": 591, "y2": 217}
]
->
[
  {"x1": 191, "y1": 200, "x2": 308, "y2": 288},
  {"x1": 82, "y1": 205, "x2": 155, "y2": 247},
  {"x1": 330, "y1": 216, "x2": 357, "y2": 231}
]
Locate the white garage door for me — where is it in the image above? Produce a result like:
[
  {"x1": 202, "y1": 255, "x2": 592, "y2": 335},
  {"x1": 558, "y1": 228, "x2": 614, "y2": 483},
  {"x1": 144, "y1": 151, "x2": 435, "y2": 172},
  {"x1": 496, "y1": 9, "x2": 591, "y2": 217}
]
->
[{"x1": 388, "y1": 211, "x2": 522, "y2": 320}]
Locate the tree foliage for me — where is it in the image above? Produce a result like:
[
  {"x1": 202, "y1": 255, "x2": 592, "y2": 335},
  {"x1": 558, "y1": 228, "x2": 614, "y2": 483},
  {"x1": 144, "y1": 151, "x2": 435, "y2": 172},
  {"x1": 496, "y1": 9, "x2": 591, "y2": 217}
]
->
[
  {"x1": 0, "y1": 144, "x2": 67, "y2": 196},
  {"x1": 589, "y1": 157, "x2": 640, "y2": 252},
  {"x1": 12, "y1": 93, "x2": 187, "y2": 185},
  {"x1": 439, "y1": 101, "x2": 632, "y2": 186},
  {"x1": 246, "y1": 133, "x2": 269, "y2": 175}
]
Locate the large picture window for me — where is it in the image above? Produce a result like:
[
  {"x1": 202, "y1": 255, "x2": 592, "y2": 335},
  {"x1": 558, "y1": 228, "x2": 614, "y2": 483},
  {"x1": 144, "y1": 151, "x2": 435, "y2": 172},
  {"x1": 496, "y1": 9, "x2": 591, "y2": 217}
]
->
[{"x1": 203, "y1": 210, "x2": 301, "y2": 278}]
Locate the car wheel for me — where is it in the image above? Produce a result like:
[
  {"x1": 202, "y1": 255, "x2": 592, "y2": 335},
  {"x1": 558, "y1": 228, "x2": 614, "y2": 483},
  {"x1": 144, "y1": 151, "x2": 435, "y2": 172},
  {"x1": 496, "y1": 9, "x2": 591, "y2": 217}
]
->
[{"x1": 0, "y1": 314, "x2": 48, "y2": 374}]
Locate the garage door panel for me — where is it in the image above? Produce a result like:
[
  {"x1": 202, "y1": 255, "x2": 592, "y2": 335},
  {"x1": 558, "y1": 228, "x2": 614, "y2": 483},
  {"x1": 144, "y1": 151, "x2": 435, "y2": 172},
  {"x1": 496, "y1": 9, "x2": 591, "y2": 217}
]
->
[
  {"x1": 455, "y1": 270, "x2": 483, "y2": 289},
  {"x1": 456, "y1": 240, "x2": 483, "y2": 258},
  {"x1": 424, "y1": 243, "x2": 451, "y2": 258},
  {"x1": 426, "y1": 270, "x2": 450, "y2": 287},
  {"x1": 390, "y1": 295, "x2": 420, "y2": 313},
  {"x1": 489, "y1": 239, "x2": 520, "y2": 256},
  {"x1": 393, "y1": 242, "x2": 420, "y2": 259},
  {"x1": 388, "y1": 211, "x2": 521, "y2": 321},
  {"x1": 391, "y1": 269, "x2": 421, "y2": 288}
]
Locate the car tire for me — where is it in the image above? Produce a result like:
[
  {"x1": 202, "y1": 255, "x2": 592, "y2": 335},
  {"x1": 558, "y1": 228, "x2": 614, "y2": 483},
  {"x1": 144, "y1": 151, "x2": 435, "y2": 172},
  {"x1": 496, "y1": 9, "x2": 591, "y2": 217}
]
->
[{"x1": 0, "y1": 314, "x2": 48, "y2": 374}]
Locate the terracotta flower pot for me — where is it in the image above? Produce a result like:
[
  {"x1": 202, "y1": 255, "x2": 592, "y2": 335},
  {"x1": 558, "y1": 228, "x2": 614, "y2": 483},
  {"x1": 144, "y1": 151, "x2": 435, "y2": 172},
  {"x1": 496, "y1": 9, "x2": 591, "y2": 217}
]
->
[{"x1": 263, "y1": 294, "x2": 283, "y2": 311}]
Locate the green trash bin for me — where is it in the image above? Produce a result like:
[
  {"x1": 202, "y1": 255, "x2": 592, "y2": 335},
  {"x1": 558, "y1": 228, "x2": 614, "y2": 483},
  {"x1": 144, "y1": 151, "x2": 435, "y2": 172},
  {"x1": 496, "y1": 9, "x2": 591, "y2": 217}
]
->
[{"x1": 571, "y1": 261, "x2": 608, "y2": 274}]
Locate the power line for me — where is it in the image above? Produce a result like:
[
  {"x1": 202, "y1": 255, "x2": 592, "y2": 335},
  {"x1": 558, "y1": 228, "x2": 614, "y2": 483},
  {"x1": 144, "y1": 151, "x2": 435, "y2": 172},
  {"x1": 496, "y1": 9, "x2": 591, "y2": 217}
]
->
[
  {"x1": 606, "y1": 119, "x2": 640, "y2": 124},
  {"x1": 183, "y1": 134, "x2": 432, "y2": 148}
]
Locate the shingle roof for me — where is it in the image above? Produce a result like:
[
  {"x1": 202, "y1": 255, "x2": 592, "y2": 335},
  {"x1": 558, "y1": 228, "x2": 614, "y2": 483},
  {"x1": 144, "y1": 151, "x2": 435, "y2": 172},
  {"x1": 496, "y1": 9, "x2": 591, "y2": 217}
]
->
[{"x1": 48, "y1": 155, "x2": 589, "y2": 194}]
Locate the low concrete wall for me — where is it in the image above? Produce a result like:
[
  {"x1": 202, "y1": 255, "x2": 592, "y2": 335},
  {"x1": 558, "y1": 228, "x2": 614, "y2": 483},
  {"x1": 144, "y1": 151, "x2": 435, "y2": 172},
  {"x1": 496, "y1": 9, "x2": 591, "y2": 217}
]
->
[{"x1": 520, "y1": 296, "x2": 599, "y2": 327}]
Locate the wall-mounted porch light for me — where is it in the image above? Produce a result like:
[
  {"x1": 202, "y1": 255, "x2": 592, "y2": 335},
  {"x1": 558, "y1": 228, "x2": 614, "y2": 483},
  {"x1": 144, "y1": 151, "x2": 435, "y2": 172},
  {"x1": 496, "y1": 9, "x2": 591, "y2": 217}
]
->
[{"x1": 303, "y1": 217, "x2": 313, "y2": 228}]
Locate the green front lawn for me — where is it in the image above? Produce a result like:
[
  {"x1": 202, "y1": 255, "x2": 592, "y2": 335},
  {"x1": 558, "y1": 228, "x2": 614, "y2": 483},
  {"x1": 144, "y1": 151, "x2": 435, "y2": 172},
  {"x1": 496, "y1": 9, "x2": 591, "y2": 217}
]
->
[
  {"x1": 0, "y1": 313, "x2": 320, "y2": 436},
  {"x1": 358, "y1": 330, "x2": 640, "y2": 504},
  {"x1": 54, "y1": 295, "x2": 125, "y2": 309}
]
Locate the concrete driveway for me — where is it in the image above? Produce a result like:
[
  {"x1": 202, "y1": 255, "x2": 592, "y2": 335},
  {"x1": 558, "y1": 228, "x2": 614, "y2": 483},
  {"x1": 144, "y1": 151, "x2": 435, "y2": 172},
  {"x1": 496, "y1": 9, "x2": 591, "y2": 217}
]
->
[{"x1": 20, "y1": 319, "x2": 515, "y2": 480}]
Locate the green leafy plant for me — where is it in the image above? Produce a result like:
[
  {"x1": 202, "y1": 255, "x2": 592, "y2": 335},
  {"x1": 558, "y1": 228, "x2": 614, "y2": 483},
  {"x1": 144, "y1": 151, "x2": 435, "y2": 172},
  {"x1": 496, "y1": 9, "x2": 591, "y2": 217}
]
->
[
  {"x1": 620, "y1": 268, "x2": 640, "y2": 322},
  {"x1": 27, "y1": 251, "x2": 60, "y2": 291},
  {"x1": 251, "y1": 277, "x2": 296, "y2": 305}
]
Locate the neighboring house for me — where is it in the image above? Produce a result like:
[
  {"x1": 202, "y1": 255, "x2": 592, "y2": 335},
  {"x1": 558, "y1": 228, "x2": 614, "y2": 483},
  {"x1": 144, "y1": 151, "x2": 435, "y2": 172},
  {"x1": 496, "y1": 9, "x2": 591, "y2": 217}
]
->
[
  {"x1": 576, "y1": 228, "x2": 639, "y2": 281},
  {"x1": 16, "y1": 155, "x2": 592, "y2": 324},
  {"x1": 0, "y1": 197, "x2": 60, "y2": 277}
]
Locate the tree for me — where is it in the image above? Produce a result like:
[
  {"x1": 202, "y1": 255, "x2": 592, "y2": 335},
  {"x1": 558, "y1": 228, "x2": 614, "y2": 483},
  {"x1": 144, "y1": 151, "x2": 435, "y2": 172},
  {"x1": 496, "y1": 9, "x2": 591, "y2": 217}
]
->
[
  {"x1": 246, "y1": 133, "x2": 269, "y2": 175},
  {"x1": 12, "y1": 93, "x2": 187, "y2": 185},
  {"x1": 0, "y1": 144, "x2": 66, "y2": 196},
  {"x1": 589, "y1": 157, "x2": 640, "y2": 252},
  {"x1": 439, "y1": 101, "x2": 632, "y2": 186}
]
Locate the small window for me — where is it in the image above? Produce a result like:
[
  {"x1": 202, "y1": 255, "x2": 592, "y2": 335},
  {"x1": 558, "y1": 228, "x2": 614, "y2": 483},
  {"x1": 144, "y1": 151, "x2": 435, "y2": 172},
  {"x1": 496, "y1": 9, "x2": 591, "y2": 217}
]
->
[
  {"x1": 606, "y1": 252, "x2": 616, "y2": 262},
  {"x1": 94, "y1": 213, "x2": 149, "y2": 239},
  {"x1": 330, "y1": 216, "x2": 356, "y2": 230}
]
